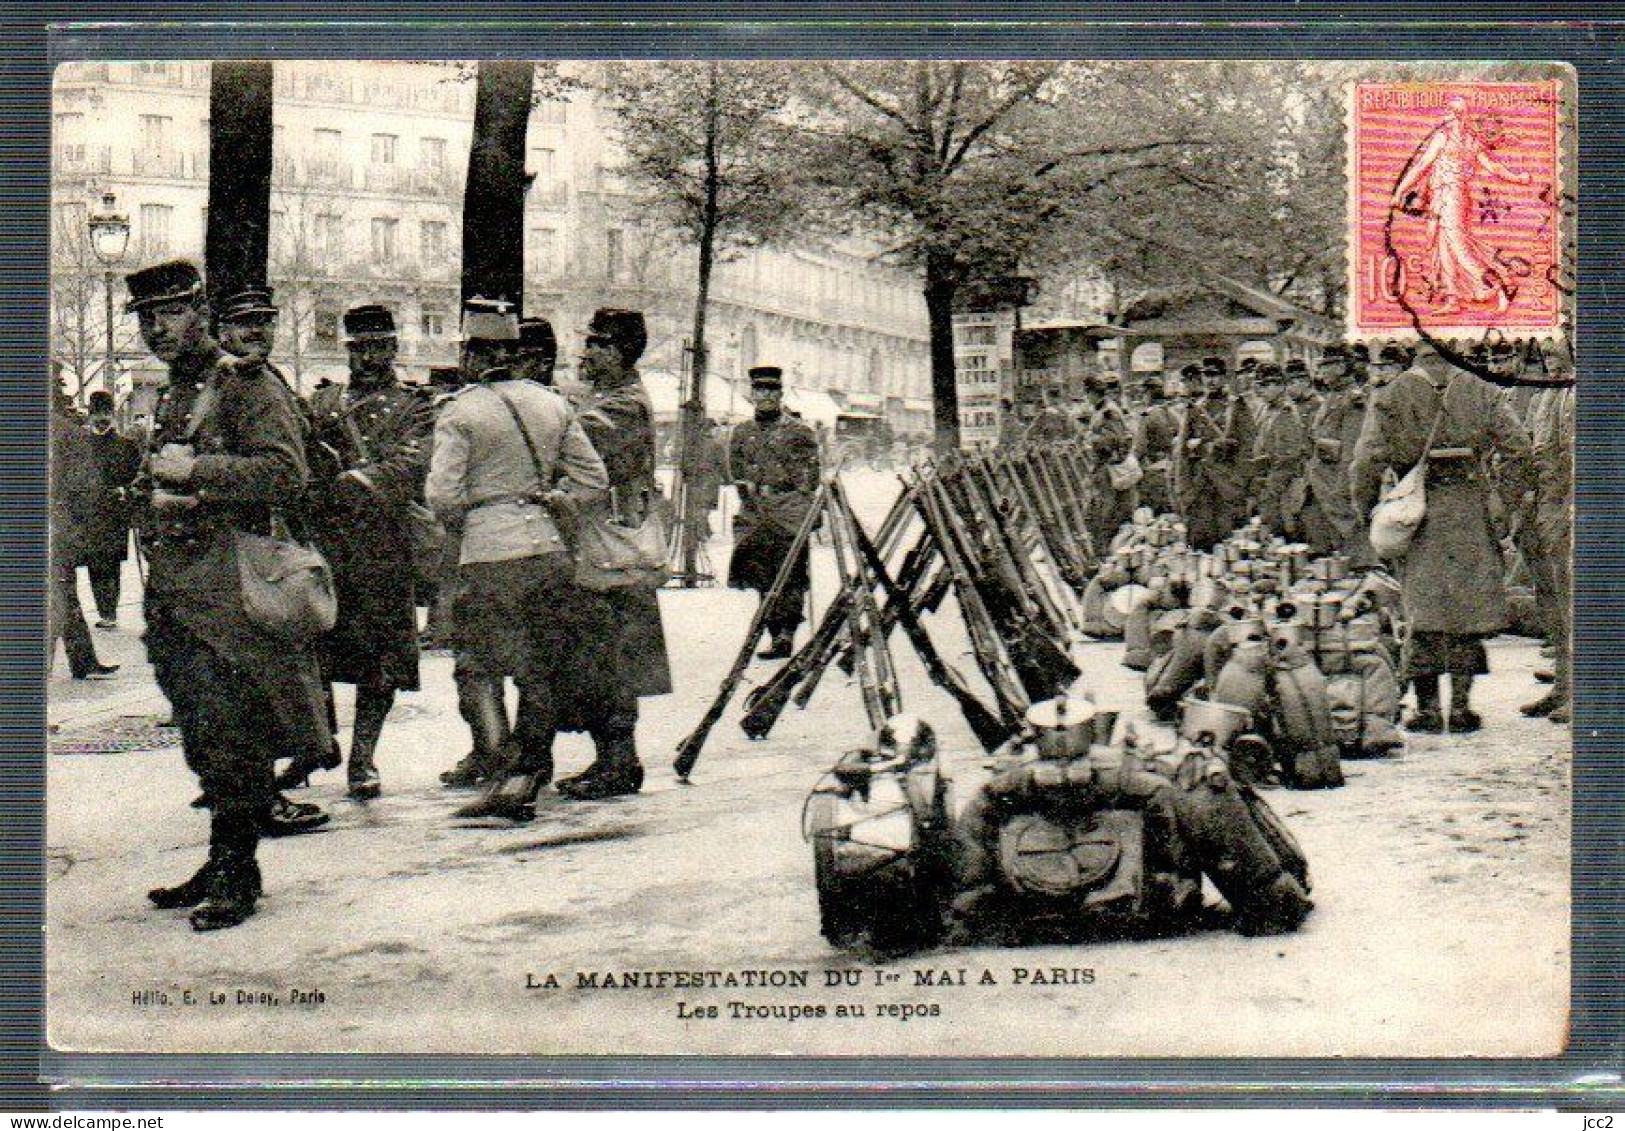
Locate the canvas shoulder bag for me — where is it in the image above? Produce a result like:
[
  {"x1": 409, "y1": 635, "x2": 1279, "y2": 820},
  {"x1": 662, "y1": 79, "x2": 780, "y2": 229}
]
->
[{"x1": 1367, "y1": 388, "x2": 1450, "y2": 560}]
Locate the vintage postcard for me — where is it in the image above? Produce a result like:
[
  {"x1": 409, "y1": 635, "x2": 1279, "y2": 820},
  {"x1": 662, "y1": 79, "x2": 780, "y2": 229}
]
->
[{"x1": 45, "y1": 58, "x2": 1573, "y2": 1059}]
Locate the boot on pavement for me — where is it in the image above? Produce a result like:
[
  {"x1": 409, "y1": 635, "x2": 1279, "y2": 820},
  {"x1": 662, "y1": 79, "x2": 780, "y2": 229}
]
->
[
  {"x1": 189, "y1": 813, "x2": 262, "y2": 931},
  {"x1": 558, "y1": 731, "x2": 643, "y2": 801}
]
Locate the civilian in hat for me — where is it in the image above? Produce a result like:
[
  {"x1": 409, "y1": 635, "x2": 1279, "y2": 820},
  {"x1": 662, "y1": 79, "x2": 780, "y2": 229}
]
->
[
  {"x1": 1351, "y1": 345, "x2": 1532, "y2": 734},
  {"x1": 727, "y1": 363, "x2": 822, "y2": 661},
  {"x1": 431, "y1": 302, "x2": 609, "y2": 817},
  {"x1": 296, "y1": 303, "x2": 435, "y2": 800},
  {"x1": 127, "y1": 259, "x2": 334, "y2": 930},
  {"x1": 49, "y1": 389, "x2": 118, "y2": 678},
  {"x1": 541, "y1": 307, "x2": 673, "y2": 801},
  {"x1": 79, "y1": 389, "x2": 142, "y2": 627},
  {"x1": 515, "y1": 317, "x2": 558, "y2": 386}
]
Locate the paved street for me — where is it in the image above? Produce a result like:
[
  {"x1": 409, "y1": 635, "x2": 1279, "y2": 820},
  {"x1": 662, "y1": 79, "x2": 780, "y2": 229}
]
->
[{"x1": 45, "y1": 471, "x2": 1569, "y2": 1058}]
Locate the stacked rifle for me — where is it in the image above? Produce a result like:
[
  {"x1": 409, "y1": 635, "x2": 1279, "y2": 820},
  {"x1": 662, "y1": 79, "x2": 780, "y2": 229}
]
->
[{"x1": 673, "y1": 445, "x2": 1103, "y2": 781}]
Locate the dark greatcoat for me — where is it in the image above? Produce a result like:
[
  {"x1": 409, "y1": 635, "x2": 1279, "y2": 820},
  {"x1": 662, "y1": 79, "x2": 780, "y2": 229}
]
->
[
  {"x1": 1132, "y1": 401, "x2": 1179, "y2": 516},
  {"x1": 726, "y1": 410, "x2": 821, "y2": 601},
  {"x1": 1301, "y1": 386, "x2": 1371, "y2": 564},
  {"x1": 571, "y1": 370, "x2": 674, "y2": 714},
  {"x1": 50, "y1": 408, "x2": 102, "y2": 569},
  {"x1": 307, "y1": 374, "x2": 433, "y2": 690},
  {"x1": 81, "y1": 427, "x2": 142, "y2": 563},
  {"x1": 1084, "y1": 398, "x2": 1138, "y2": 548},
  {"x1": 1252, "y1": 397, "x2": 1310, "y2": 536},
  {"x1": 1350, "y1": 365, "x2": 1530, "y2": 637},
  {"x1": 1173, "y1": 398, "x2": 1249, "y2": 549},
  {"x1": 138, "y1": 350, "x2": 334, "y2": 810}
]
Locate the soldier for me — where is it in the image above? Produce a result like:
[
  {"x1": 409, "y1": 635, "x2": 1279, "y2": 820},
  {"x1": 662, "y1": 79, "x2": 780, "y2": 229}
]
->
[
  {"x1": 515, "y1": 317, "x2": 558, "y2": 386},
  {"x1": 728, "y1": 365, "x2": 822, "y2": 660},
  {"x1": 1351, "y1": 345, "x2": 1531, "y2": 733},
  {"x1": 1082, "y1": 371, "x2": 1138, "y2": 549},
  {"x1": 1520, "y1": 361, "x2": 1573, "y2": 724},
  {"x1": 287, "y1": 304, "x2": 435, "y2": 801},
  {"x1": 215, "y1": 286, "x2": 280, "y2": 367},
  {"x1": 1300, "y1": 345, "x2": 1371, "y2": 564},
  {"x1": 1132, "y1": 376, "x2": 1180, "y2": 516},
  {"x1": 1251, "y1": 363, "x2": 1311, "y2": 536},
  {"x1": 127, "y1": 260, "x2": 334, "y2": 930},
  {"x1": 429, "y1": 301, "x2": 609, "y2": 818},
  {"x1": 551, "y1": 307, "x2": 674, "y2": 801},
  {"x1": 80, "y1": 390, "x2": 142, "y2": 628},
  {"x1": 1175, "y1": 362, "x2": 1251, "y2": 549}
]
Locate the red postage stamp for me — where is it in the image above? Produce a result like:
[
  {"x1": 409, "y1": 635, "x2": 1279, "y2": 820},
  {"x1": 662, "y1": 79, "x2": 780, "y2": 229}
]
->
[{"x1": 1348, "y1": 80, "x2": 1564, "y2": 340}]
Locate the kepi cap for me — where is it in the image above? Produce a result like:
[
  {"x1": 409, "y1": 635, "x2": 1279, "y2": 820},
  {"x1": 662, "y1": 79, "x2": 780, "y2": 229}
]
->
[
  {"x1": 344, "y1": 304, "x2": 398, "y2": 341},
  {"x1": 124, "y1": 259, "x2": 204, "y2": 312}
]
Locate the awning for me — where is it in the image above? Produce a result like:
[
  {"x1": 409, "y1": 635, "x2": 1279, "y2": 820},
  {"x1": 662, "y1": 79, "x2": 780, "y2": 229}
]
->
[
  {"x1": 837, "y1": 391, "x2": 886, "y2": 417},
  {"x1": 783, "y1": 387, "x2": 841, "y2": 429}
]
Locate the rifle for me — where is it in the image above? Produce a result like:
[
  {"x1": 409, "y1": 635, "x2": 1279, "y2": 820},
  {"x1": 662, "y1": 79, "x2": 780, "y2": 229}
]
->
[
  {"x1": 836, "y1": 478, "x2": 1012, "y2": 752},
  {"x1": 673, "y1": 479, "x2": 830, "y2": 781},
  {"x1": 827, "y1": 478, "x2": 900, "y2": 728}
]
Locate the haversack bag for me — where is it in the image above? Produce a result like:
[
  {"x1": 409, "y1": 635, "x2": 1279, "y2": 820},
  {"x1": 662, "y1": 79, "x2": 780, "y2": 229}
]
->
[
  {"x1": 1367, "y1": 397, "x2": 1449, "y2": 560},
  {"x1": 236, "y1": 516, "x2": 339, "y2": 639},
  {"x1": 1108, "y1": 451, "x2": 1145, "y2": 491},
  {"x1": 573, "y1": 491, "x2": 671, "y2": 592},
  {"x1": 185, "y1": 372, "x2": 338, "y2": 640}
]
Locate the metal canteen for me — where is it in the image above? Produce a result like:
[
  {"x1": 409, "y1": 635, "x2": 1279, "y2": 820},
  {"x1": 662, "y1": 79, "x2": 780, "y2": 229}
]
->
[
  {"x1": 1308, "y1": 594, "x2": 1345, "y2": 631},
  {"x1": 1179, "y1": 697, "x2": 1252, "y2": 747},
  {"x1": 1025, "y1": 695, "x2": 1098, "y2": 760},
  {"x1": 1311, "y1": 556, "x2": 1349, "y2": 583}
]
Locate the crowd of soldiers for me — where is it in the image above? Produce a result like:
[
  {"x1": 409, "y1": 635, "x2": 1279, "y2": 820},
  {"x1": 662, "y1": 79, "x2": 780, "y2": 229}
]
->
[
  {"x1": 51, "y1": 257, "x2": 821, "y2": 933},
  {"x1": 1017, "y1": 342, "x2": 1573, "y2": 734},
  {"x1": 50, "y1": 255, "x2": 1569, "y2": 936}
]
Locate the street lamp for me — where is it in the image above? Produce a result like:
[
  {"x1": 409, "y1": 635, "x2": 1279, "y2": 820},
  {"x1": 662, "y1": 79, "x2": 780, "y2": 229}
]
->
[{"x1": 86, "y1": 191, "x2": 130, "y2": 400}]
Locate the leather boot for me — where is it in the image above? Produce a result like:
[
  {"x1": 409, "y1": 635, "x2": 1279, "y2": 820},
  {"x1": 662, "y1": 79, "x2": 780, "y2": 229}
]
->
[
  {"x1": 757, "y1": 629, "x2": 795, "y2": 660},
  {"x1": 274, "y1": 739, "x2": 343, "y2": 791},
  {"x1": 346, "y1": 686, "x2": 392, "y2": 800},
  {"x1": 445, "y1": 676, "x2": 510, "y2": 788},
  {"x1": 558, "y1": 730, "x2": 643, "y2": 801},
  {"x1": 260, "y1": 793, "x2": 330, "y2": 837},
  {"x1": 453, "y1": 727, "x2": 555, "y2": 823},
  {"x1": 149, "y1": 852, "x2": 216, "y2": 910},
  {"x1": 190, "y1": 813, "x2": 262, "y2": 931}
]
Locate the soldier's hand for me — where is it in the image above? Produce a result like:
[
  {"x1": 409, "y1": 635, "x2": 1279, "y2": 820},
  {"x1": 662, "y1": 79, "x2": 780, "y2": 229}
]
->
[{"x1": 150, "y1": 443, "x2": 197, "y2": 485}]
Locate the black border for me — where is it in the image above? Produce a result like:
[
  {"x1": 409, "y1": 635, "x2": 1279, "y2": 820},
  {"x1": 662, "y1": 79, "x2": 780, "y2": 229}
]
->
[{"x1": 5, "y1": 2, "x2": 1622, "y2": 1110}]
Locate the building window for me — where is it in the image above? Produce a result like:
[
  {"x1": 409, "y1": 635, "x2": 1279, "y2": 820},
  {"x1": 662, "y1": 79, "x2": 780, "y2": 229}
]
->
[
  {"x1": 139, "y1": 114, "x2": 171, "y2": 153},
  {"x1": 138, "y1": 203, "x2": 172, "y2": 259},
  {"x1": 314, "y1": 128, "x2": 342, "y2": 159},
  {"x1": 370, "y1": 133, "x2": 397, "y2": 165},
  {"x1": 529, "y1": 147, "x2": 556, "y2": 179},
  {"x1": 536, "y1": 98, "x2": 568, "y2": 125},
  {"x1": 316, "y1": 213, "x2": 343, "y2": 261},
  {"x1": 420, "y1": 219, "x2": 447, "y2": 263},
  {"x1": 420, "y1": 136, "x2": 447, "y2": 170},
  {"x1": 370, "y1": 217, "x2": 398, "y2": 265},
  {"x1": 420, "y1": 311, "x2": 446, "y2": 337},
  {"x1": 606, "y1": 229, "x2": 623, "y2": 279},
  {"x1": 314, "y1": 309, "x2": 340, "y2": 344},
  {"x1": 526, "y1": 225, "x2": 556, "y2": 273}
]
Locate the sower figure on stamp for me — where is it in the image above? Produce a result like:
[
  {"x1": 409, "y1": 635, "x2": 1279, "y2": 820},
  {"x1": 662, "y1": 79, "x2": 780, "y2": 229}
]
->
[
  {"x1": 129, "y1": 260, "x2": 335, "y2": 931},
  {"x1": 81, "y1": 390, "x2": 142, "y2": 628},
  {"x1": 551, "y1": 308, "x2": 675, "y2": 801},
  {"x1": 297, "y1": 304, "x2": 434, "y2": 800},
  {"x1": 1350, "y1": 344, "x2": 1531, "y2": 735},
  {"x1": 430, "y1": 301, "x2": 608, "y2": 816},
  {"x1": 727, "y1": 364, "x2": 822, "y2": 660}
]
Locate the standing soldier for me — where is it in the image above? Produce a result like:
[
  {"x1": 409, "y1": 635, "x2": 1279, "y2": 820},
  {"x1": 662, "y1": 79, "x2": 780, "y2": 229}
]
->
[
  {"x1": 299, "y1": 304, "x2": 434, "y2": 800},
  {"x1": 1521, "y1": 368, "x2": 1573, "y2": 724},
  {"x1": 550, "y1": 307, "x2": 674, "y2": 800},
  {"x1": 80, "y1": 390, "x2": 142, "y2": 628},
  {"x1": 1351, "y1": 346, "x2": 1530, "y2": 733},
  {"x1": 127, "y1": 260, "x2": 334, "y2": 930},
  {"x1": 515, "y1": 317, "x2": 558, "y2": 386},
  {"x1": 1132, "y1": 375, "x2": 1180, "y2": 516},
  {"x1": 1301, "y1": 345, "x2": 1373, "y2": 564},
  {"x1": 1082, "y1": 372, "x2": 1139, "y2": 549},
  {"x1": 1251, "y1": 364, "x2": 1311, "y2": 536},
  {"x1": 429, "y1": 302, "x2": 608, "y2": 818},
  {"x1": 1175, "y1": 364, "x2": 1249, "y2": 549},
  {"x1": 727, "y1": 365, "x2": 822, "y2": 660}
]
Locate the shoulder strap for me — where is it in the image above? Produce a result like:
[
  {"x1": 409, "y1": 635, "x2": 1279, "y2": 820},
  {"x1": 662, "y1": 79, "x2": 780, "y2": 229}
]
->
[
  {"x1": 181, "y1": 377, "x2": 220, "y2": 443},
  {"x1": 1420, "y1": 382, "x2": 1451, "y2": 456},
  {"x1": 486, "y1": 384, "x2": 551, "y2": 495}
]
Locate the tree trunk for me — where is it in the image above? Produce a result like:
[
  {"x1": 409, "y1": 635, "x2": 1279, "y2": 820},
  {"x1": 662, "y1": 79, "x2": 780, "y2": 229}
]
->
[
  {"x1": 924, "y1": 249, "x2": 961, "y2": 452},
  {"x1": 205, "y1": 62, "x2": 275, "y2": 315},
  {"x1": 462, "y1": 61, "x2": 535, "y2": 310}
]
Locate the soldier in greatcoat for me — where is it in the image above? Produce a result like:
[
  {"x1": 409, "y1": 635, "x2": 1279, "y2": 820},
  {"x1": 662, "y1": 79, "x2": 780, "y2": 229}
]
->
[
  {"x1": 1174, "y1": 363, "x2": 1250, "y2": 549},
  {"x1": 127, "y1": 260, "x2": 334, "y2": 931},
  {"x1": 429, "y1": 302, "x2": 610, "y2": 819},
  {"x1": 1251, "y1": 364, "x2": 1311, "y2": 536},
  {"x1": 727, "y1": 365, "x2": 822, "y2": 660},
  {"x1": 1082, "y1": 372, "x2": 1139, "y2": 549},
  {"x1": 1131, "y1": 376, "x2": 1180, "y2": 516},
  {"x1": 1350, "y1": 347, "x2": 1531, "y2": 733},
  {"x1": 1520, "y1": 369, "x2": 1573, "y2": 724},
  {"x1": 550, "y1": 307, "x2": 675, "y2": 800},
  {"x1": 300, "y1": 304, "x2": 435, "y2": 799},
  {"x1": 1301, "y1": 345, "x2": 1375, "y2": 565}
]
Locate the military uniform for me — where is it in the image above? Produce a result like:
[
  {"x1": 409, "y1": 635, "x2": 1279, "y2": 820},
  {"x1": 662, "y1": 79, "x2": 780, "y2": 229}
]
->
[
  {"x1": 1252, "y1": 373, "x2": 1311, "y2": 537},
  {"x1": 1523, "y1": 384, "x2": 1573, "y2": 720},
  {"x1": 1132, "y1": 393, "x2": 1180, "y2": 516},
  {"x1": 1083, "y1": 393, "x2": 1138, "y2": 548},
  {"x1": 1350, "y1": 360, "x2": 1530, "y2": 728},
  {"x1": 728, "y1": 367, "x2": 822, "y2": 651},
  {"x1": 81, "y1": 397, "x2": 142, "y2": 624},
  {"x1": 307, "y1": 368, "x2": 434, "y2": 692},
  {"x1": 1174, "y1": 393, "x2": 1249, "y2": 550},
  {"x1": 128, "y1": 260, "x2": 334, "y2": 929},
  {"x1": 1301, "y1": 381, "x2": 1371, "y2": 564}
]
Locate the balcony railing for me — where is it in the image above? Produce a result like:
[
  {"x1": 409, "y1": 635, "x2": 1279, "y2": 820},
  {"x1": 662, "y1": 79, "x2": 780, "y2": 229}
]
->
[
  {"x1": 411, "y1": 165, "x2": 463, "y2": 198},
  {"x1": 306, "y1": 159, "x2": 355, "y2": 189},
  {"x1": 527, "y1": 181, "x2": 571, "y2": 210},
  {"x1": 53, "y1": 145, "x2": 112, "y2": 176},
  {"x1": 131, "y1": 149, "x2": 186, "y2": 178},
  {"x1": 363, "y1": 163, "x2": 414, "y2": 194}
]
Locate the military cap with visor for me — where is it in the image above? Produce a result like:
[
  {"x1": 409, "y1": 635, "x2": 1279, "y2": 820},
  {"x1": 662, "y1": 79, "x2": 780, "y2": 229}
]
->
[
  {"x1": 124, "y1": 259, "x2": 205, "y2": 312},
  {"x1": 343, "y1": 304, "x2": 398, "y2": 341}
]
